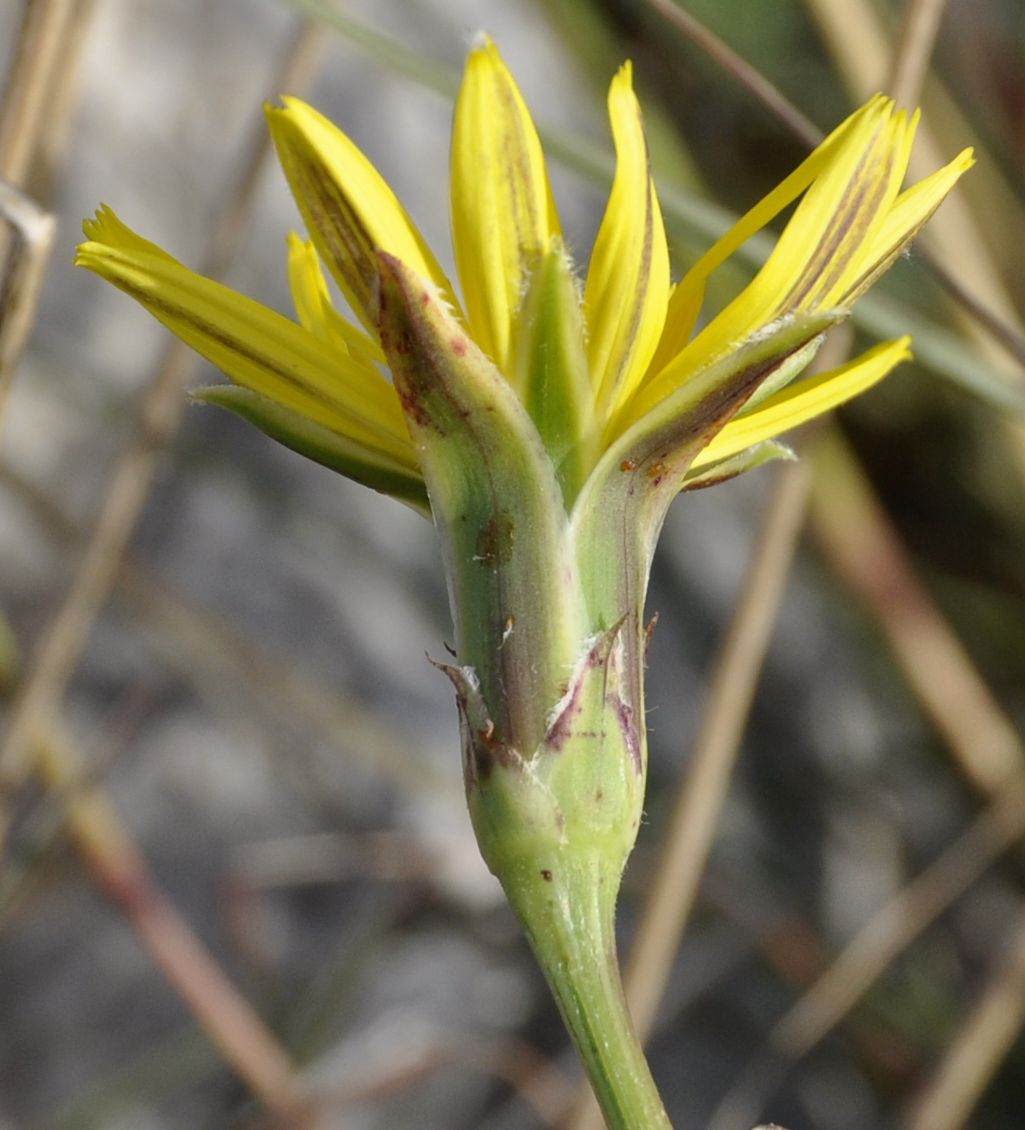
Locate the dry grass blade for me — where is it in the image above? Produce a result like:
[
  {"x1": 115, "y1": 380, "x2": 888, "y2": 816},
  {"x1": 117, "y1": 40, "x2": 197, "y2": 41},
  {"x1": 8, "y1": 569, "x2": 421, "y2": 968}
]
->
[
  {"x1": 0, "y1": 0, "x2": 93, "y2": 412},
  {"x1": 708, "y1": 778, "x2": 1025, "y2": 1128},
  {"x1": 0, "y1": 182, "x2": 55, "y2": 407},
  {"x1": 785, "y1": 779, "x2": 1025, "y2": 1055},
  {"x1": 0, "y1": 457, "x2": 448, "y2": 799},
  {"x1": 706, "y1": 407, "x2": 1025, "y2": 1125},
  {"x1": 905, "y1": 912, "x2": 1025, "y2": 1130},
  {"x1": 813, "y1": 0, "x2": 1025, "y2": 372},
  {"x1": 811, "y1": 431, "x2": 1022, "y2": 794},
  {"x1": 702, "y1": 427, "x2": 1025, "y2": 1126},
  {"x1": 888, "y1": 0, "x2": 949, "y2": 110},
  {"x1": 0, "y1": 0, "x2": 86, "y2": 185},
  {"x1": 809, "y1": 442, "x2": 1025, "y2": 1126},
  {"x1": 625, "y1": 454, "x2": 815, "y2": 1034},
  {"x1": 647, "y1": 0, "x2": 1025, "y2": 381},
  {"x1": 0, "y1": 18, "x2": 325, "y2": 826},
  {"x1": 643, "y1": 0, "x2": 822, "y2": 147}
]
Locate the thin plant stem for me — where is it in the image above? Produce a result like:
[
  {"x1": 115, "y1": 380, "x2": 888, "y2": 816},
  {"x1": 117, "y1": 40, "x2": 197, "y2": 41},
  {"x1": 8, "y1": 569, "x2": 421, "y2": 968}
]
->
[
  {"x1": 888, "y1": 0, "x2": 950, "y2": 111},
  {"x1": 642, "y1": 0, "x2": 822, "y2": 148},
  {"x1": 507, "y1": 851, "x2": 672, "y2": 1130},
  {"x1": 0, "y1": 182, "x2": 55, "y2": 405},
  {"x1": 810, "y1": 431, "x2": 1023, "y2": 794},
  {"x1": 924, "y1": 254, "x2": 1025, "y2": 370},
  {"x1": 0, "y1": 18, "x2": 324, "y2": 824},
  {"x1": 0, "y1": 0, "x2": 84, "y2": 184}
]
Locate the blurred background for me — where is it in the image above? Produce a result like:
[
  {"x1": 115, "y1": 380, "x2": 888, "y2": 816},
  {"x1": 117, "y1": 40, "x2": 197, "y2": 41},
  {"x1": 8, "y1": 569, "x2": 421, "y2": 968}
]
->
[{"x1": 1, "y1": 1, "x2": 1023, "y2": 1127}]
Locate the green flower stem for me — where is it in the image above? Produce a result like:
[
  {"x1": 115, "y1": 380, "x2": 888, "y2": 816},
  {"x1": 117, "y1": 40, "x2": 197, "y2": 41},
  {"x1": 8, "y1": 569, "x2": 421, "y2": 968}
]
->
[
  {"x1": 376, "y1": 252, "x2": 669, "y2": 1126},
  {"x1": 502, "y1": 848, "x2": 672, "y2": 1130}
]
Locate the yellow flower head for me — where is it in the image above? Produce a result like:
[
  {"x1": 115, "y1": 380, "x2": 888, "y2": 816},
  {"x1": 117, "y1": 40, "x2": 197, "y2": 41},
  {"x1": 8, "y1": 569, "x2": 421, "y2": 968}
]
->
[{"x1": 77, "y1": 37, "x2": 972, "y2": 514}]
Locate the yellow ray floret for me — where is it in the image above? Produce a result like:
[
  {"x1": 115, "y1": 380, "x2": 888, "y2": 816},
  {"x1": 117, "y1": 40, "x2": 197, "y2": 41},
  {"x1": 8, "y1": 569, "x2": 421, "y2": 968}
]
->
[
  {"x1": 622, "y1": 101, "x2": 972, "y2": 431},
  {"x1": 77, "y1": 206, "x2": 416, "y2": 469},
  {"x1": 584, "y1": 61, "x2": 670, "y2": 423},
  {"x1": 77, "y1": 37, "x2": 973, "y2": 512},
  {"x1": 266, "y1": 97, "x2": 460, "y2": 333},
  {"x1": 451, "y1": 36, "x2": 561, "y2": 375},
  {"x1": 285, "y1": 233, "x2": 385, "y2": 366},
  {"x1": 689, "y1": 337, "x2": 912, "y2": 472}
]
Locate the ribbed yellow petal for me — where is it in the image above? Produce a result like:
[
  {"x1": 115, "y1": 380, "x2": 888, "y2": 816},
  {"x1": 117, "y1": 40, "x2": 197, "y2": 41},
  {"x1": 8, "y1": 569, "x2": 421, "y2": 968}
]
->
[
  {"x1": 83, "y1": 204, "x2": 179, "y2": 263},
  {"x1": 635, "y1": 99, "x2": 970, "y2": 425},
  {"x1": 267, "y1": 98, "x2": 459, "y2": 333},
  {"x1": 585, "y1": 62, "x2": 669, "y2": 423},
  {"x1": 286, "y1": 233, "x2": 385, "y2": 365},
  {"x1": 777, "y1": 108, "x2": 913, "y2": 311},
  {"x1": 838, "y1": 145, "x2": 975, "y2": 305},
  {"x1": 77, "y1": 209, "x2": 417, "y2": 469},
  {"x1": 669, "y1": 100, "x2": 894, "y2": 379},
  {"x1": 646, "y1": 97, "x2": 888, "y2": 378},
  {"x1": 450, "y1": 37, "x2": 559, "y2": 374},
  {"x1": 689, "y1": 336, "x2": 911, "y2": 471}
]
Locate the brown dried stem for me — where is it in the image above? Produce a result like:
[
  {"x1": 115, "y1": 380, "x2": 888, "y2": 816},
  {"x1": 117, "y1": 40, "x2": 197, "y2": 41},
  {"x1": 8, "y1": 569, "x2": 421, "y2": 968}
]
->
[
  {"x1": 0, "y1": 0, "x2": 87, "y2": 185},
  {"x1": 887, "y1": 0, "x2": 949, "y2": 111},
  {"x1": 0, "y1": 182, "x2": 55, "y2": 406},
  {"x1": 0, "y1": 0, "x2": 94, "y2": 411},
  {"x1": 625, "y1": 457, "x2": 814, "y2": 1031},
  {"x1": 806, "y1": 0, "x2": 1025, "y2": 378},
  {"x1": 811, "y1": 431, "x2": 1023, "y2": 793}
]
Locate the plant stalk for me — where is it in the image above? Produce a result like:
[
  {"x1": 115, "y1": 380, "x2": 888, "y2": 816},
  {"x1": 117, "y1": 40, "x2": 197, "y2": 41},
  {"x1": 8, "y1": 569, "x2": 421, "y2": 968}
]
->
[{"x1": 502, "y1": 848, "x2": 673, "y2": 1130}]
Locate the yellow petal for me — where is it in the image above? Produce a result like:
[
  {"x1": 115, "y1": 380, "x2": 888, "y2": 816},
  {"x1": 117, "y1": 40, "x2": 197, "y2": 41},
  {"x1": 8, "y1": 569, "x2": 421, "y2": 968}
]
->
[
  {"x1": 76, "y1": 209, "x2": 417, "y2": 469},
  {"x1": 585, "y1": 62, "x2": 669, "y2": 423},
  {"x1": 782, "y1": 108, "x2": 917, "y2": 311},
  {"x1": 667, "y1": 99, "x2": 895, "y2": 381},
  {"x1": 450, "y1": 36, "x2": 559, "y2": 373},
  {"x1": 266, "y1": 98, "x2": 459, "y2": 332},
  {"x1": 286, "y1": 233, "x2": 385, "y2": 365},
  {"x1": 689, "y1": 336, "x2": 911, "y2": 471},
  {"x1": 83, "y1": 204, "x2": 178, "y2": 263},
  {"x1": 635, "y1": 98, "x2": 968, "y2": 425},
  {"x1": 838, "y1": 144, "x2": 974, "y2": 305},
  {"x1": 646, "y1": 96, "x2": 889, "y2": 378}
]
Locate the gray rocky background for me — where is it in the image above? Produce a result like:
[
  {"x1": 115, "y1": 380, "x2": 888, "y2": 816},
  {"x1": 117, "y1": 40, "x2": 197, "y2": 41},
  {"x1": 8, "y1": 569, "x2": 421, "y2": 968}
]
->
[{"x1": 1, "y1": 2, "x2": 1023, "y2": 1128}]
